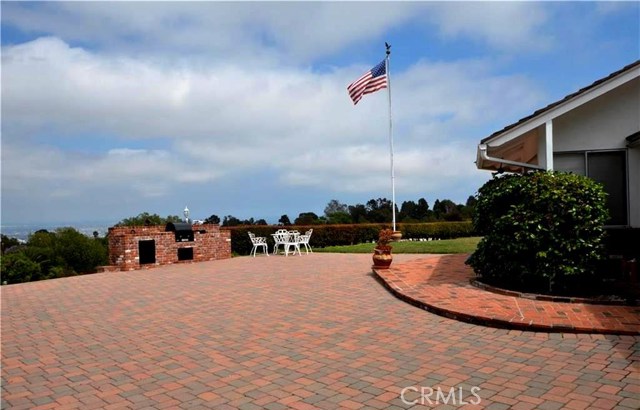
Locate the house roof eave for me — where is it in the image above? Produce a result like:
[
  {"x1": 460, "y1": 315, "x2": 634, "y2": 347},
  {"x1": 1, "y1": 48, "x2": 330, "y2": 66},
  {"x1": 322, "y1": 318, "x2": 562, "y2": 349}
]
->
[{"x1": 480, "y1": 60, "x2": 640, "y2": 148}]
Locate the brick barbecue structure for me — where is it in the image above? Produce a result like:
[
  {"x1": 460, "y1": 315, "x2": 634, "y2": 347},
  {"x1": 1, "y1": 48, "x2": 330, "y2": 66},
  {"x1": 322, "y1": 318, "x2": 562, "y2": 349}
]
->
[{"x1": 105, "y1": 224, "x2": 231, "y2": 271}]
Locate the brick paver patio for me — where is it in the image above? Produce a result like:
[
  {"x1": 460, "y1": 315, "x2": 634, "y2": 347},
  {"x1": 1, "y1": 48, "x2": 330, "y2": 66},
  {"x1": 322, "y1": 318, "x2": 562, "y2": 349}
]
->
[
  {"x1": 374, "y1": 254, "x2": 640, "y2": 335},
  {"x1": 2, "y1": 253, "x2": 639, "y2": 409}
]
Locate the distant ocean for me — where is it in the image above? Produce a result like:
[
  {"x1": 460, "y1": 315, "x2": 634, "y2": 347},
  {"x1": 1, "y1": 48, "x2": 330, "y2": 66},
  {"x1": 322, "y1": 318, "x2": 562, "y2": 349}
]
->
[{"x1": 1, "y1": 221, "x2": 114, "y2": 241}]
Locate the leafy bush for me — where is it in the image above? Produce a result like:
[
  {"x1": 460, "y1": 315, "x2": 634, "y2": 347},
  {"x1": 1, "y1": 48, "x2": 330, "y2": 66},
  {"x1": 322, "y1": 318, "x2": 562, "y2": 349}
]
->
[
  {"x1": 228, "y1": 222, "x2": 475, "y2": 255},
  {"x1": 53, "y1": 228, "x2": 108, "y2": 274},
  {"x1": 0, "y1": 252, "x2": 42, "y2": 284},
  {"x1": 0, "y1": 228, "x2": 108, "y2": 285},
  {"x1": 466, "y1": 171, "x2": 609, "y2": 294},
  {"x1": 24, "y1": 231, "x2": 63, "y2": 277},
  {"x1": 1, "y1": 234, "x2": 21, "y2": 254},
  {"x1": 115, "y1": 212, "x2": 182, "y2": 226}
]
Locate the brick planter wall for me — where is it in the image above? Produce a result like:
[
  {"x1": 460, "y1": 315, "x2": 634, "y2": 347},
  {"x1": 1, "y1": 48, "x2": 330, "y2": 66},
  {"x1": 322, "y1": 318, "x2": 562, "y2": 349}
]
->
[{"x1": 107, "y1": 224, "x2": 231, "y2": 271}]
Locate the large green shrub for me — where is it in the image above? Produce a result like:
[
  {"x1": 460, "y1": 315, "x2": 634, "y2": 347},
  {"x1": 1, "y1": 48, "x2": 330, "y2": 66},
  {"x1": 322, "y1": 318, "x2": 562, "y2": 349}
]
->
[
  {"x1": 1, "y1": 234, "x2": 21, "y2": 254},
  {"x1": 0, "y1": 252, "x2": 42, "y2": 284},
  {"x1": 53, "y1": 228, "x2": 108, "y2": 274},
  {"x1": 466, "y1": 171, "x2": 609, "y2": 294},
  {"x1": 0, "y1": 228, "x2": 108, "y2": 285}
]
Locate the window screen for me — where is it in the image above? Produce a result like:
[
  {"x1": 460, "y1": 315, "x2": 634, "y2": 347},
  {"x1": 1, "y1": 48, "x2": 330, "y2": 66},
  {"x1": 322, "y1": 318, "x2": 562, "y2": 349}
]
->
[
  {"x1": 553, "y1": 150, "x2": 628, "y2": 226},
  {"x1": 587, "y1": 151, "x2": 627, "y2": 225}
]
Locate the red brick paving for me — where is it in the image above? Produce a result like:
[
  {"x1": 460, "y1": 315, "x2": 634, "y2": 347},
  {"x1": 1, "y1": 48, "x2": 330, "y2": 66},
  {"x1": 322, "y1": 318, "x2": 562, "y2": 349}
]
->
[
  {"x1": 2, "y1": 253, "x2": 639, "y2": 409},
  {"x1": 374, "y1": 254, "x2": 640, "y2": 335}
]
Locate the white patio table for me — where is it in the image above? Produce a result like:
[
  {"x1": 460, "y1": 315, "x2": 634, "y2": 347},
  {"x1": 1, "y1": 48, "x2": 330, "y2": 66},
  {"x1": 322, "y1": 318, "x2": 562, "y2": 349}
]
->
[{"x1": 271, "y1": 230, "x2": 302, "y2": 256}]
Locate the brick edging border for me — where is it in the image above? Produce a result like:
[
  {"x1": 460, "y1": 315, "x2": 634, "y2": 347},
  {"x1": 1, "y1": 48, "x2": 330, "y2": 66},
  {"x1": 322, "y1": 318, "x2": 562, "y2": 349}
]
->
[
  {"x1": 470, "y1": 280, "x2": 640, "y2": 307},
  {"x1": 372, "y1": 268, "x2": 640, "y2": 336}
]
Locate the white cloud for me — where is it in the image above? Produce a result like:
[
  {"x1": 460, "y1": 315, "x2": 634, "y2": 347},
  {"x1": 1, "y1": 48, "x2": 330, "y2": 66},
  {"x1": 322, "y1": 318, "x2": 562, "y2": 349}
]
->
[
  {"x1": 1, "y1": 1, "x2": 553, "y2": 67},
  {"x1": 0, "y1": 2, "x2": 422, "y2": 64},
  {"x1": 2, "y1": 36, "x2": 542, "y2": 219},
  {"x1": 426, "y1": 2, "x2": 551, "y2": 52},
  {"x1": 1, "y1": 1, "x2": 636, "y2": 225},
  {"x1": 396, "y1": 59, "x2": 544, "y2": 134}
]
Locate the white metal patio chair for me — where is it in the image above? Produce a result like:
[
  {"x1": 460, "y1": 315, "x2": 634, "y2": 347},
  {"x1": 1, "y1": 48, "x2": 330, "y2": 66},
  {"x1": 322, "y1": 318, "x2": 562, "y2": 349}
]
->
[
  {"x1": 284, "y1": 230, "x2": 302, "y2": 256},
  {"x1": 298, "y1": 229, "x2": 313, "y2": 254},
  {"x1": 271, "y1": 229, "x2": 290, "y2": 255},
  {"x1": 248, "y1": 232, "x2": 269, "y2": 257}
]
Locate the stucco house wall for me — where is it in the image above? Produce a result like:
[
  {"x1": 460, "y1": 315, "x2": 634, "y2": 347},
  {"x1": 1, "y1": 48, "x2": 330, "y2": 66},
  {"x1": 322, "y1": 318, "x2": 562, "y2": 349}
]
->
[
  {"x1": 477, "y1": 62, "x2": 639, "y2": 229},
  {"x1": 553, "y1": 77, "x2": 639, "y2": 152},
  {"x1": 551, "y1": 76, "x2": 639, "y2": 227}
]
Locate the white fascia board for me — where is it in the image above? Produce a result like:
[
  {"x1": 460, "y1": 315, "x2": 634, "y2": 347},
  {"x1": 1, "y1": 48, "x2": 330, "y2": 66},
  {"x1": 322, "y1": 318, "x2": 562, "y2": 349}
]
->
[{"x1": 485, "y1": 66, "x2": 640, "y2": 148}]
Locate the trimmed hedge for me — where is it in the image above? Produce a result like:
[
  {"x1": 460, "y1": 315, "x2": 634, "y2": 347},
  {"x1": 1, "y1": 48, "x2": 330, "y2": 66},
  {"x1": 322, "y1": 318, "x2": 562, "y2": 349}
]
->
[
  {"x1": 228, "y1": 221, "x2": 475, "y2": 255},
  {"x1": 401, "y1": 222, "x2": 475, "y2": 240},
  {"x1": 466, "y1": 171, "x2": 609, "y2": 295}
]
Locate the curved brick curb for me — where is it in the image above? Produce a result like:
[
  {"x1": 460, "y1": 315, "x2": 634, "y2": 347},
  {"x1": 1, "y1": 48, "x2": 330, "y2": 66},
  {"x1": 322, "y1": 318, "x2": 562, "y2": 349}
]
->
[
  {"x1": 470, "y1": 279, "x2": 640, "y2": 306},
  {"x1": 372, "y1": 254, "x2": 640, "y2": 335}
]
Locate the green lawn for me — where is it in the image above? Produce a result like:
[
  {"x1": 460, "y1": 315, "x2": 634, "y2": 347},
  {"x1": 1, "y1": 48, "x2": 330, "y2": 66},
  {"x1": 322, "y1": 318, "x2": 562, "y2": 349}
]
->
[{"x1": 315, "y1": 236, "x2": 481, "y2": 254}]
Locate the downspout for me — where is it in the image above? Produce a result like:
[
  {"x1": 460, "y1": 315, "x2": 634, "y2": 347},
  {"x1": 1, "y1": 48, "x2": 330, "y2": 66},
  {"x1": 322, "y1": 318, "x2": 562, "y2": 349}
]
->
[{"x1": 478, "y1": 144, "x2": 545, "y2": 171}]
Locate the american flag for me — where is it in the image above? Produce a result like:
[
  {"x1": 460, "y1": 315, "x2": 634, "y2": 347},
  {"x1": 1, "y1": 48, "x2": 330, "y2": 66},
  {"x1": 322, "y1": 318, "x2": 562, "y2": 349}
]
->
[{"x1": 347, "y1": 59, "x2": 387, "y2": 105}]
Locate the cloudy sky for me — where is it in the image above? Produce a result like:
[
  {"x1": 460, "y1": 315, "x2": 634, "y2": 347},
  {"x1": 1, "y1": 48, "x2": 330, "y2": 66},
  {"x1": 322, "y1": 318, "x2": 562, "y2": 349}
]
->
[{"x1": 1, "y1": 1, "x2": 639, "y2": 225}]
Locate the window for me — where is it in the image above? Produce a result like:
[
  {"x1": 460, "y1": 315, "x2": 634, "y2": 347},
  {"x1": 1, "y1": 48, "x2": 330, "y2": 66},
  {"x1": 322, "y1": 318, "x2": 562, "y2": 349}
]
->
[{"x1": 554, "y1": 150, "x2": 628, "y2": 226}]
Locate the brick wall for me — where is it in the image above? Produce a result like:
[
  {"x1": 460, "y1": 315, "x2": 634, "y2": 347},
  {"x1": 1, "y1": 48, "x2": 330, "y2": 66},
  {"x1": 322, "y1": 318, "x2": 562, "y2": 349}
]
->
[{"x1": 107, "y1": 224, "x2": 231, "y2": 271}]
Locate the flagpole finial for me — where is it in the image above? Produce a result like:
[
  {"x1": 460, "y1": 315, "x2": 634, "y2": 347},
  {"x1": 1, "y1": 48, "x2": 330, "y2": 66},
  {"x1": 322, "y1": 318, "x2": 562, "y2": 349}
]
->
[{"x1": 385, "y1": 42, "x2": 391, "y2": 56}]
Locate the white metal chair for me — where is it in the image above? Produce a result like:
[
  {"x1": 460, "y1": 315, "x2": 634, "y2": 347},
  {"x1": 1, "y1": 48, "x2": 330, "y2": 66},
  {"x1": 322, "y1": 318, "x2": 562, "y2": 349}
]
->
[
  {"x1": 271, "y1": 229, "x2": 289, "y2": 255},
  {"x1": 248, "y1": 232, "x2": 269, "y2": 257},
  {"x1": 284, "y1": 230, "x2": 302, "y2": 256},
  {"x1": 298, "y1": 229, "x2": 313, "y2": 254}
]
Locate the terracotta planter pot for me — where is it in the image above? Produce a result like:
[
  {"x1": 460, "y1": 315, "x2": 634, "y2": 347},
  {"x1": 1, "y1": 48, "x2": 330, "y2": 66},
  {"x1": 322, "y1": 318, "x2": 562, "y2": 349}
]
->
[
  {"x1": 391, "y1": 231, "x2": 403, "y2": 242},
  {"x1": 372, "y1": 247, "x2": 393, "y2": 269}
]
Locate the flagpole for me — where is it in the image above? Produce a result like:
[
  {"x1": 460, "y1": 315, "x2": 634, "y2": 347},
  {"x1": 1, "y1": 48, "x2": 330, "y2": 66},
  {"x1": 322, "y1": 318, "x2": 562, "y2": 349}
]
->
[{"x1": 385, "y1": 43, "x2": 396, "y2": 232}]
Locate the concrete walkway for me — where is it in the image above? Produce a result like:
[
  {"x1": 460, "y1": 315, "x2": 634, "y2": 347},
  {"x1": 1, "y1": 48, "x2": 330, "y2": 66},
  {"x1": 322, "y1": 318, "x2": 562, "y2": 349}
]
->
[{"x1": 2, "y1": 254, "x2": 639, "y2": 409}]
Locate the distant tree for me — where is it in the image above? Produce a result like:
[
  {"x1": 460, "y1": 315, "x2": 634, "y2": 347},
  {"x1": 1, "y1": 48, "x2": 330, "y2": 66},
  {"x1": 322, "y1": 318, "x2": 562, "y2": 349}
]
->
[
  {"x1": 365, "y1": 198, "x2": 395, "y2": 223},
  {"x1": 204, "y1": 214, "x2": 221, "y2": 225},
  {"x1": 1, "y1": 252, "x2": 41, "y2": 284},
  {"x1": 432, "y1": 200, "x2": 441, "y2": 218},
  {"x1": 465, "y1": 195, "x2": 478, "y2": 208},
  {"x1": 416, "y1": 198, "x2": 430, "y2": 220},
  {"x1": 348, "y1": 204, "x2": 369, "y2": 224},
  {"x1": 294, "y1": 212, "x2": 321, "y2": 225},
  {"x1": 324, "y1": 199, "x2": 351, "y2": 224},
  {"x1": 25, "y1": 230, "x2": 59, "y2": 276},
  {"x1": 20, "y1": 228, "x2": 107, "y2": 282},
  {"x1": 1, "y1": 234, "x2": 20, "y2": 254},
  {"x1": 255, "y1": 219, "x2": 268, "y2": 225},
  {"x1": 461, "y1": 195, "x2": 478, "y2": 220},
  {"x1": 116, "y1": 212, "x2": 181, "y2": 226},
  {"x1": 399, "y1": 199, "x2": 429, "y2": 221},
  {"x1": 222, "y1": 215, "x2": 242, "y2": 227},
  {"x1": 278, "y1": 215, "x2": 292, "y2": 226},
  {"x1": 324, "y1": 199, "x2": 349, "y2": 216},
  {"x1": 53, "y1": 228, "x2": 108, "y2": 274},
  {"x1": 433, "y1": 199, "x2": 462, "y2": 221},
  {"x1": 441, "y1": 199, "x2": 459, "y2": 214},
  {"x1": 399, "y1": 200, "x2": 417, "y2": 222},
  {"x1": 1, "y1": 227, "x2": 109, "y2": 284},
  {"x1": 326, "y1": 212, "x2": 352, "y2": 224}
]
